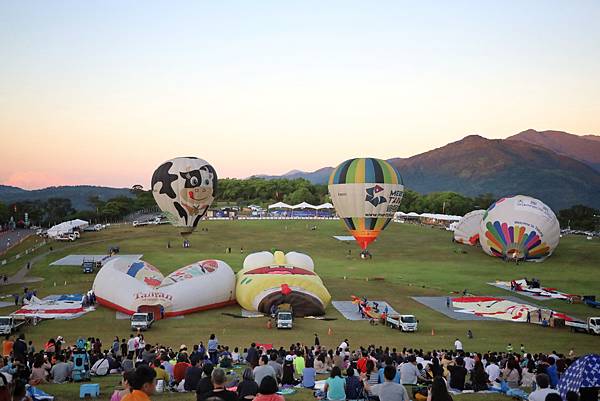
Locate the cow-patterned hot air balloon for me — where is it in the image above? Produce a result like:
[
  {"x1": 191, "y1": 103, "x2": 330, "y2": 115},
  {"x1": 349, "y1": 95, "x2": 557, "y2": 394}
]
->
[
  {"x1": 151, "y1": 157, "x2": 217, "y2": 240},
  {"x1": 328, "y1": 158, "x2": 404, "y2": 255},
  {"x1": 480, "y1": 195, "x2": 560, "y2": 262}
]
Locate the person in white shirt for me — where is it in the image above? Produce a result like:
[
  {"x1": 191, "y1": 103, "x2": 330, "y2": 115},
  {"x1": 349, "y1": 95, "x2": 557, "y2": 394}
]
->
[
  {"x1": 528, "y1": 374, "x2": 559, "y2": 401},
  {"x1": 127, "y1": 334, "x2": 137, "y2": 358},
  {"x1": 399, "y1": 356, "x2": 419, "y2": 385},
  {"x1": 485, "y1": 359, "x2": 501, "y2": 383},
  {"x1": 338, "y1": 340, "x2": 348, "y2": 351},
  {"x1": 464, "y1": 354, "x2": 475, "y2": 372},
  {"x1": 454, "y1": 338, "x2": 463, "y2": 351}
]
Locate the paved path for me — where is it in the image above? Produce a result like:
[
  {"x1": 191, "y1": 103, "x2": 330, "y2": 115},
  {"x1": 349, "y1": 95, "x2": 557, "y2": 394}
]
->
[{"x1": 0, "y1": 229, "x2": 34, "y2": 254}]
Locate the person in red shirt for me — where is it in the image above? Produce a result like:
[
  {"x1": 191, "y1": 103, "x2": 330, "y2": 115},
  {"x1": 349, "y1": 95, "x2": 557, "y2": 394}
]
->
[
  {"x1": 173, "y1": 355, "x2": 191, "y2": 384},
  {"x1": 357, "y1": 350, "x2": 369, "y2": 374},
  {"x1": 2, "y1": 336, "x2": 13, "y2": 358}
]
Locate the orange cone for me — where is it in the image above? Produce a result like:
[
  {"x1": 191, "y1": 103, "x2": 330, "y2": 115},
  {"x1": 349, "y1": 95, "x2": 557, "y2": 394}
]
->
[
  {"x1": 267, "y1": 319, "x2": 272, "y2": 329},
  {"x1": 328, "y1": 327, "x2": 333, "y2": 336},
  {"x1": 431, "y1": 328, "x2": 435, "y2": 336}
]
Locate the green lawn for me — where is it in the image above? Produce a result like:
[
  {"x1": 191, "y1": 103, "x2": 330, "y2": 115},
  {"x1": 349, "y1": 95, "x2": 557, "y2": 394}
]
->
[{"x1": 1, "y1": 220, "x2": 599, "y2": 400}]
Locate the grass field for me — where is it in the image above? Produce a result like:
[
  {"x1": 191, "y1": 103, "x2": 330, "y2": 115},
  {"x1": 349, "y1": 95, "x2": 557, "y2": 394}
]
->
[{"x1": 1, "y1": 220, "x2": 599, "y2": 400}]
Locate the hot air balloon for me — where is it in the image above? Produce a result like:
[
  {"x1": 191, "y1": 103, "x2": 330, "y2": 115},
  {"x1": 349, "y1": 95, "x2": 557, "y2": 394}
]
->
[
  {"x1": 151, "y1": 157, "x2": 217, "y2": 240},
  {"x1": 453, "y1": 210, "x2": 485, "y2": 245},
  {"x1": 328, "y1": 158, "x2": 404, "y2": 253},
  {"x1": 480, "y1": 195, "x2": 560, "y2": 262}
]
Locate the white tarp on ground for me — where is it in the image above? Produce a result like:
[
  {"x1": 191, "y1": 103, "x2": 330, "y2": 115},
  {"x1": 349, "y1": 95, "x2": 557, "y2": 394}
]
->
[
  {"x1": 47, "y1": 219, "x2": 89, "y2": 238},
  {"x1": 12, "y1": 294, "x2": 94, "y2": 320},
  {"x1": 333, "y1": 236, "x2": 356, "y2": 242},
  {"x1": 50, "y1": 254, "x2": 143, "y2": 267}
]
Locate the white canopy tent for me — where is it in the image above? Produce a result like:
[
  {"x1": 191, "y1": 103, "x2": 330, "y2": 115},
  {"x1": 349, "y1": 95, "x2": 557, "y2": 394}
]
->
[
  {"x1": 315, "y1": 202, "x2": 334, "y2": 210},
  {"x1": 291, "y1": 202, "x2": 318, "y2": 209},
  {"x1": 267, "y1": 202, "x2": 292, "y2": 209},
  {"x1": 47, "y1": 219, "x2": 89, "y2": 238}
]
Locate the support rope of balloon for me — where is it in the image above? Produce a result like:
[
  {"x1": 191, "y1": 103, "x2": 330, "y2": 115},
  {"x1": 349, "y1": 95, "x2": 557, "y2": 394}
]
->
[{"x1": 92, "y1": 157, "x2": 561, "y2": 319}]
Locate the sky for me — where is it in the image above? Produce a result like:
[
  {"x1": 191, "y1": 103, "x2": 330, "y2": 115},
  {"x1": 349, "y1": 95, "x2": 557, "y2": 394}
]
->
[{"x1": 1, "y1": 1, "x2": 600, "y2": 189}]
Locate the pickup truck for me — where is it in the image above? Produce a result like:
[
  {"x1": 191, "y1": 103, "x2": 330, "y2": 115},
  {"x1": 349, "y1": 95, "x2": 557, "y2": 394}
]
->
[
  {"x1": 386, "y1": 314, "x2": 419, "y2": 332},
  {"x1": 0, "y1": 316, "x2": 25, "y2": 335},
  {"x1": 566, "y1": 317, "x2": 600, "y2": 334},
  {"x1": 131, "y1": 312, "x2": 154, "y2": 331},
  {"x1": 276, "y1": 304, "x2": 293, "y2": 329}
]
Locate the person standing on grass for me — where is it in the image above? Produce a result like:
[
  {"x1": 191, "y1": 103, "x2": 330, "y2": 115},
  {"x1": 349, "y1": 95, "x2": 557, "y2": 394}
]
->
[{"x1": 208, "y1": 334, "x2": 219, "y2": 365}]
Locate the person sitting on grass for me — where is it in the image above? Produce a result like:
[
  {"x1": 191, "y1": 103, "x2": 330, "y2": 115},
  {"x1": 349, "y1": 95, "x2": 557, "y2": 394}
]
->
[
  {"x1": 122, "y1": 365, "x2": 157, "y2": 401},
  {"x1": 302, "y1": 358, "x2": 316, "y2": 389},
  {"x1": 428, "y1": 376, "x2": 453, "y2": 401},
  {"x1": 152, "y1": 359, "x2": 170, "y2": 389},
  {"x1": 254, "y1": 376, "x2": 285, "y2": 401},
  {"x1": 344, "y1": 367, "x2": 363, "y2": 401},
  {"x1": 236, "y1": 368, "x2": 259, "y2": 401},
  {"x1": 281, "y1": 356, "x2": 298, "y2": 386},
  {"x1": 111, "y1": 371, "x2": 134, "y2": 401},
  {"x1": 198, "y1": 368, "x2": 237, "y2": 401},
  {"x1": 323, "y1": 366, "x2": 346, "y2": 401},
  {"x1": 196, "y1": 362, "x2": 215, "y2": 397},
  {"x1": 362, "y1": 365, "x2": 410, "y2": 401}
]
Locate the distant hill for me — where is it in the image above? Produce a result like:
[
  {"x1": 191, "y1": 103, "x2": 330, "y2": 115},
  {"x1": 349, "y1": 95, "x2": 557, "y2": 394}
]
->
[
  {"x1": 254, "y1": 167, "x2": 334, "y2": 184},
  {"x1": 389, "y1": 135, "x2": 600, "y2": 210},
  {"x1": 256, "y1": 134, "x2": 600, "y2": 210},
  {"x1": 507, "y1": 129, "x2": 600, "y2": 172},
  {"x1": 0, "y1": 185, "x2": 133, "y2": 210}
]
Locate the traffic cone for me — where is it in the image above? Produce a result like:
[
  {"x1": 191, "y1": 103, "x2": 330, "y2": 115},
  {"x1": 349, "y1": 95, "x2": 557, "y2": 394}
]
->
[
  {"x1": 328, "y1": 327, "x2": 333, "y2": 336},
  {"x1": 431, "y1": 328, "x2": 435, "y2": 336},
  {"x1": 267, "y1": 319, "x2": 272, "y2": 329}
]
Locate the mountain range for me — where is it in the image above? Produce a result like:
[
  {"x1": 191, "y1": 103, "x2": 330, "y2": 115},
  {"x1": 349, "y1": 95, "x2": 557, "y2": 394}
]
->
[
  {"x1": 255, "y1": 129, "x2": 600, "y2": 210},
  {"x1": 2, "y1": 129, "x2": 599, "y2": 211},
  {"x1": 0, "y1": 185, "x2": 133, "y2": 210}
]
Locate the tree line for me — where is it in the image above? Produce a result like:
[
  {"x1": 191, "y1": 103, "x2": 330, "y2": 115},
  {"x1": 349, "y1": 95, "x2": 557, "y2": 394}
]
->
[{"x1": 0, "y1": 178, "x2": 598, "y2": 230}]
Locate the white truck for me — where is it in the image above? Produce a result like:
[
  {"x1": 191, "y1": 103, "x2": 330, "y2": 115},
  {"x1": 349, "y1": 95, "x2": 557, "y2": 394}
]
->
[
  {"x1": 0, "y1": 316, "x2": 25, "y2": 335},
  {"x1": 131, "y1": 312, "x2": 154, "y2": 331},
  {"x1": 386, "y1": 314, "x2": 418, "y2": 332},
  {"x1": 566, "y1": 317, "x2": 600, "y2": 335},
  {"x1": 276, "y1": 304, "x2": 293, "y2": 329}
]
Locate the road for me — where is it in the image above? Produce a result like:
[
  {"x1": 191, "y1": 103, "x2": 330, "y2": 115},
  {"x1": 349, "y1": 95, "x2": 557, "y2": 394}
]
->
[{"x1": 0, "y1": 229, "x2": 34, "y2": 254}]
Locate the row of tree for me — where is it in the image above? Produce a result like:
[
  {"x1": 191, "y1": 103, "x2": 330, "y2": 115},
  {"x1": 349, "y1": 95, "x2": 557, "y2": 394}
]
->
[{"x1": 1, "y1": 178, "x2": 598, "y2": 230}]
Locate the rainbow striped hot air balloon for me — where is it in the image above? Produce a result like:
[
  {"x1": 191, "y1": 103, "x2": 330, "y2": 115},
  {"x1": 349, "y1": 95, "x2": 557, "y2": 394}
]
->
[
  {"x1": 328, "y1": 158, "x2": 404, "y2": 251},
  {"x1": 480, "y1": 195, "x2": 560, "y2": 262}
]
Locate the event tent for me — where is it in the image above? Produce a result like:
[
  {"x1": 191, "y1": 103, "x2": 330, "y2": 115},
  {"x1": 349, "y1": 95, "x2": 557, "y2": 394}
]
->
[
  {"x1": 291, "y1": 202, "x2": 317, "y2": 209},
  {"x1": 47, "y1": 219, "x2": 89, "y2": 238},
  {"x1": 315, "y1": 202, "x2": 334, "y2": 209},
  {"x1": 267, "y1": 202, "x2": 292, "y2": 209}
]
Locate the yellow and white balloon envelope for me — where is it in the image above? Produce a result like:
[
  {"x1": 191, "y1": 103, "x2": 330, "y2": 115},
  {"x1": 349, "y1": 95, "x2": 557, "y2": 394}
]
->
[{"x1": 236, "y1": 251, "x2": 331, "y2": 316}]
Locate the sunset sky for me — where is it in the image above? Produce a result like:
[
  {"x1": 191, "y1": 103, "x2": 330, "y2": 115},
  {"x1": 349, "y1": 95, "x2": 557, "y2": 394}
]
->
[{"x1": 1, "y1": 1, "x2": 600, "y2": 189}]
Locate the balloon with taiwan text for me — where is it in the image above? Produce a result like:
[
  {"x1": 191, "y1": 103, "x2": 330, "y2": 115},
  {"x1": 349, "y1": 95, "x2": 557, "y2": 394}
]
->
[{"x1": 328, "y1": 158, "x2": 404, "y2": 251}]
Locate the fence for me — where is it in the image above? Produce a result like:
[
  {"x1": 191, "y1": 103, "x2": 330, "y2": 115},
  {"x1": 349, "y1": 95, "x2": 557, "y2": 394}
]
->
[{"x1": 0, "y1": 237, "x2": 48, "y2": 267}]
